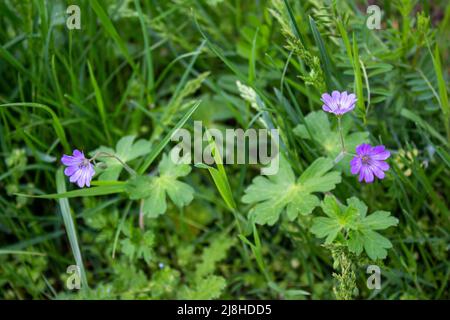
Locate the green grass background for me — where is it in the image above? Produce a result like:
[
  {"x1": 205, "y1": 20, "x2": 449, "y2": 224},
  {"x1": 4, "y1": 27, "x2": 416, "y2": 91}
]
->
[{"x1": 0, "y1": 0, "x2": 448, "y2": 299}]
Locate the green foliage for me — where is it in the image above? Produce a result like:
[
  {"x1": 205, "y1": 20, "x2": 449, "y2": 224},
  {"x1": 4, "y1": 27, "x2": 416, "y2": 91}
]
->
[
  {"x1": 294, "y1": 111, "x2": 369, "y2": 173},
  {"x1": 0, "y1": 0, "x2": 448, "y2": 301},
  {"x1": 120, "y1": 229, "x2": 155, "y2": 264},
  {"x1": 126, "y1": 154, "x2": 194, "y2": 218},
  {"x1": 242, "y1": 157, "x2": 341, "y2": 225},
  {"x1": 179, "y1": 275, "x2": 227, "y2": 300},
  {"x1": 269, "y1": 0, "x2": 326, "y2": 92},
  {"x1": 93, "y1": 135, "x2": 152, "y2": 180},
  {"x1": 329, "y1": 246, "x2": 358, "y2": 300},
  {"x1": 195, "y1": 235, "x2": 235, "y2": 280},
  {"x1": 311, "y1": 196, "x2": 399, "y2": 260}
]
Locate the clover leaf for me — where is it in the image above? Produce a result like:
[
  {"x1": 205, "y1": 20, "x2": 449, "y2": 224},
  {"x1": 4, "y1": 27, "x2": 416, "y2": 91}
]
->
[
  {"x1": 242, "y1": 157, "x2": 341, "y2": 225},
  {"x1": 92, "y1": 135, "x2": 152, "y2": 180},
  {"x1": 311, "y1": 195, "x2": 399, "y2": 260},
  {"x1": 293, "y1": 111, "x2": 369, "y2": 173}
]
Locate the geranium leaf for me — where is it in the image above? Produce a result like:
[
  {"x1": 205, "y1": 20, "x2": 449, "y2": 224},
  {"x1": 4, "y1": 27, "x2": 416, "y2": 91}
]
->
[
  {"x1": 311, "y1": 195, "x2": 399, "y2": 260},
  {"x1": 242, "y1": 157, "x2": 341, "y2": 225},
  {"x1": 141, "y1": 154, "x2": 194, "y2": 218}
]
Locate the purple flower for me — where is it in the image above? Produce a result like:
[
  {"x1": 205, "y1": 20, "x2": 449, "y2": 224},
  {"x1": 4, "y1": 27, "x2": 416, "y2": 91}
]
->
[
  {"x1": 61, "y1": 149, "x2": 95, "y2": 188},
  {"x1": 321, "y1": 91, "x2": 357, "y2": 115},
  {"x1": 350, "y1": 144, "x2": 390, "y2": 183}
]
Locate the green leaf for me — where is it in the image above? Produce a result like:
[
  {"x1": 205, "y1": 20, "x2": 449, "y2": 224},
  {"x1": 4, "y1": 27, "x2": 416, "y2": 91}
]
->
[
  {"x1": 195, "y1": 235, "x2": 235, "y2": 280},
  {"x1": 310, "y1": 217, "x2": 342, "y2": 244},
  {"x1": 17, "y1": 184, "x2": 127, "y2": 199},
  {"x1": 194, "y1": 132, "x2": 236, "y2": 210},
  {"x1": 141, "y1": 154, "x2": 194, "y2": 218},
  {"x1": 242, "y1": 157, "x2": 341, "y2": 225},
  {"x1": 311, "y1": 196, "x2": 399, "y2": 260},
  {"x1": 311, "y1": 195, "x2": 359, "y2": 244},
  {"x1": 120, "y1": 230, "x2": 155, "y2": 264},
  {"x1": 294, "y1": 111, "x2": 369, "y2": 173},
  {"x1": 362, "y1": 211, "x2": 399, "y2": 230},
  {"x1": 352, "y1": 33, "x2": 366, "y2": 121},
  {"x1": 92, "y1": 135, "x2": 152, "y2": 180},
  {"x1": 357, "y1": 229, "x2": 393, "y2": 261},
  {"x1": 179, "y1": 275, "x2": 226, "y2": 300},
  {"x1": 55, "y1": 169, "x2": 89, "y2": 289},
  {"x1": 125, "y1": 175, "x2": 153, "y2": 200}
]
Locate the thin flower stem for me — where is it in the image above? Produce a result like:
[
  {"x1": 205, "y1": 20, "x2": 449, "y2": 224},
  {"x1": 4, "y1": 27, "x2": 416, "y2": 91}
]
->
[
  {"x1": 90, "y1": 152, "x2": 137, "y2": 176},
  {"x1": 333, "y1": 116, "x2": 358, "y2": 165},
  {"x1": 333, "y1": 151, "x2": 345, "y2": 164},
  {"x1": 139, "y1": 199, "x2": 145, "y2": 230},
  {"x1": 337, "y1": 116, "x2": 346, "y2": 153}
]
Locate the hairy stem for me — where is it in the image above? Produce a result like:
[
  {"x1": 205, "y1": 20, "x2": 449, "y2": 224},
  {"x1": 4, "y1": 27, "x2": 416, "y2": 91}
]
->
[
  {"x1": 90, "y1": 152, "x2": 137, "y2": 176},
  {"x1": 337, "y1": 116, "x2": 346, "y2": 153},
  {"x1": 139, "y1": 199, "x2": 145, "y2": 230}
]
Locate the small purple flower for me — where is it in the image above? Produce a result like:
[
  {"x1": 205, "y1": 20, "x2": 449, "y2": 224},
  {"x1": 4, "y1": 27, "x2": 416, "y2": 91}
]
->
[
  {"x1": 61, "y1": 149, "x2": 95, "y2": 188},
  {"x1": 350, "y1": 144, "x2": 390, "y2": 183},
  {"x1": 321, "y1": 91, "x2": 357, "y2": 116}
]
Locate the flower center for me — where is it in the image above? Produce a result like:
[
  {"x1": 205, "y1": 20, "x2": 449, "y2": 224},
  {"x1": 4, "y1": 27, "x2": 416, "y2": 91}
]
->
[
  {"x1": 361, "y1": 155, "x2": 370, "y2": 165},
  {"x1": 79, "y1": 158, "x2": 90, "y2": 168}
]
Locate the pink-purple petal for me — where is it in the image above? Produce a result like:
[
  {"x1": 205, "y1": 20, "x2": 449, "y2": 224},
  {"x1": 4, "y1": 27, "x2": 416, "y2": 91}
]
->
[
  {"x1": 358, "y1": 168, "x2": 365, "y2": 182},
  {"x1": 73, "y1": 149, "x2": 83, "y2": 157},
  {"x1": 364, "y1": 168, "x2": 374, "y2": 183},
  {"x1": 373, "y1": 160, "x2": 390, "y2": 171},
  {"x1": 371, "y1": 166, "x2": 385, "y2": 179},
  {"x1": 340, "y1": 91, "x2": 348, "y2": 106},
  {"x1": 371, "y1": 150, "x2": 390, "y2": 160},
  {"x1": 64, "y1": 165, "x2": 79, "y2": 176},
  {"x1": 351, "y1": 143, "x2": 391, "y2": 183},
  {"x1": 69, "y1": 169, "x2": 83, "y2": 183},
  {"x1": 321, "y1": 91, "x2": 357, "y2": 116},
  {"x1": 77, "y1": 171, "x2": 87, "y2": 188},
  {"x1": 322, "y1": 105, "x2": 332, "y2": 112},
  {"x1": 350, "y1": 157, "x2": 362, "y2": 174},
  {"x1": 61, "y1": 155, "x2": 82, "y2": 166},
  {"x1": 61, "y1": 149, "x2": 95, "y2": 188},
  {"x1": 356, "y1": 143, "x2": 371, "y2": 155},
  {"x1": 331, "y1": 90, "x2": 341, "y2": 100}
]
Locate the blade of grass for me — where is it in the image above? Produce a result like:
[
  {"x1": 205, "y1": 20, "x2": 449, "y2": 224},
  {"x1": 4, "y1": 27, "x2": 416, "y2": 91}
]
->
[
  {"x1": 400, "y1": 108, "x2": 448, "y2": 145},
  {"x1": 249, "y1": 28, "x2": 258, "y2": 86},
  {"x1": 138, "y1": 100, "x2": 202, "y2": 174},
  {"x1": 283, "y1": 0, "x2": 305, "y2": 43},
  {"x1": 430, "y1": 44, "x2": 450, "y2": 142},
  {"x1": 309, "y1": 16, "x2": 335, "y2": 90},
  {"x1": 87, "y1": 61, "x2": 112, "y2": 145},
  {"x1": 55, "y1": 168, "x2": 88, "y2": 290},
  {"x1": 352, "y1": 33, "x2": 366, "y2": 122},
  {"x1": 0, "y1": 102, "x2": 70, "y2": 152},
  {"x1": 16, "y1": 183, "x2": 127, "y2": 199},
  {"x1": 90, "y1": 0, "x2": 136, "y2": 69},
  {"x1": 134, "y1": 0, "x2": 154, "y2": 102},
  {"x1": 151, "y1": 41, "x2": 205, "y2": 140},
  {"x1": 0, "y1": 250, "x2": 46, "y2": 256}
]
